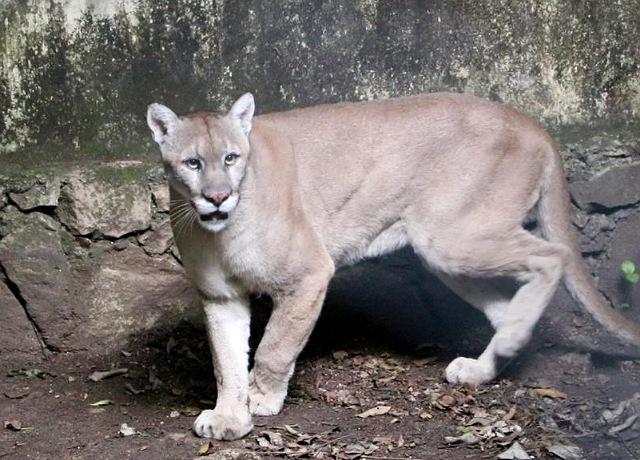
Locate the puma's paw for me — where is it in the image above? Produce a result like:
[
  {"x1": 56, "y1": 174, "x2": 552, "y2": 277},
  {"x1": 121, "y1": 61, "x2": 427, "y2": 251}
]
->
[
  {"x1": 445, "y1": 357, "x2": 495, "y2": 386},
  {"x1": 193, "y1": 408, "x2": 253, "y2": 440},
  {"x1": 249, "y1": 380, "x2": 286, "y2": 416}
]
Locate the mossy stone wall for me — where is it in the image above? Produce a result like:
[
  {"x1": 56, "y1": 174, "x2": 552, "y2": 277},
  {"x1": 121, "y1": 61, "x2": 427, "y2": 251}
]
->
[{"x1": 1, "y1": 0, "x2": 640, "y2": 165}]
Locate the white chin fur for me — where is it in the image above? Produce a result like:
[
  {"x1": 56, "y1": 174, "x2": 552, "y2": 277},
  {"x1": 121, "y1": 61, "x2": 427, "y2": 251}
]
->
[{"x1": 199, "y1": 219, "x2": 229, "y2": 233}]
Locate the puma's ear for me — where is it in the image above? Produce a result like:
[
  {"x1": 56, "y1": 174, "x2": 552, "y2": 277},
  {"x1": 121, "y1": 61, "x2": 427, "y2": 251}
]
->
[
  {"x1": 228, "y1": 93, "x2": 255, "y2": 135},
  {"x1": 147, "y1": 103, "x2": 179, "y2": 145}
]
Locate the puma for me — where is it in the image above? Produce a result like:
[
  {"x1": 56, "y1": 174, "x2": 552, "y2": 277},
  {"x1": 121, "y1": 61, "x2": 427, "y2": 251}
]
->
[{"x1": 147, "y1": 92, "x2": 640, "y2": 440}]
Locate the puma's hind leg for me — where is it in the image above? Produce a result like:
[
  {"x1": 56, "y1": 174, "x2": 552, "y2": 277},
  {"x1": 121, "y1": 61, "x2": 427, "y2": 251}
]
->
[
  {"x1": 433, "y1": 274, "x2": 516, "y2": 383},
  {"x1": 412, "y1": 228, "x2": 570, "y2": 385}
]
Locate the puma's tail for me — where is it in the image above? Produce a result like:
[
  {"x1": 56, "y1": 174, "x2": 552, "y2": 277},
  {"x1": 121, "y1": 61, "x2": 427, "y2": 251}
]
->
[{"x1": 538, "y1": 144, "x2": 640, "y2": 349}]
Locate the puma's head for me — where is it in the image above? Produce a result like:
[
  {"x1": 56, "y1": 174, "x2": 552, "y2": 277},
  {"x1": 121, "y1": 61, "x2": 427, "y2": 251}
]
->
[{"x1": 147, "y1": 93, "x2": 255, "y2": 233}]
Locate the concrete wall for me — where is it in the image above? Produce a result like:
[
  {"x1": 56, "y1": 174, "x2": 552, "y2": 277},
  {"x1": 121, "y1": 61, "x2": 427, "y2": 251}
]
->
[{"x1": 2, "y1": 0, "x2": 640, "y2": 161}]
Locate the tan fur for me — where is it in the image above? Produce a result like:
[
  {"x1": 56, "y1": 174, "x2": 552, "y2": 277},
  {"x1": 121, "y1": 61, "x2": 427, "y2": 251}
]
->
[{"x1": 147, "y1": 92, "x2": 640, "y2": 440}]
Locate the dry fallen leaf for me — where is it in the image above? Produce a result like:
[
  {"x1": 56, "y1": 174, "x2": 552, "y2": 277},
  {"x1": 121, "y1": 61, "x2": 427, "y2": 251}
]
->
[
  {"x1": 497, "y1": 441, "x2": 531, "y2": 459},
  {"x1": 545, "y1": 443, "x2": 584, "y2": 460},
  {"x1": 332, "y1": 350, "x2": 349, "y2": 360},
  {"x1": 3, "y1": 388, "x2": 30, "y2": 399},
  {"x1": 608, "y1": 414, "x2": 639, "y2": 435},
  {"x1": 502, "y1": 406, "x2": 517, "y2": 422},
  {"x1": 124, "y1": 383, "x2": 144, "y2": 395},
  {"x1": 118, "y1": 423, "x2": 137, "y2": 437},
  {"x1": 324, "y1": 389, "x2": 360, "y2": 406},
  {"x1": 197, "y1": 441, "x2": 215, "y2": 456},
  {"x1": 356, "y1": 405, "x2": 391, "y2": 418},
  {"x1": 344, "y1": 442, "x2": 379, "y2": 456},
  {"x1": 4, "y1": 420, "x2": 22, "y2": 431},
  {"x1": 177, "y1": 407, "x2": 199, "y2": 417},
  {"x1": 260, "y1": 431, "x2": 284, "y2": 447},
  {"x1": 602, "y1": 393, "x2": 640, "y2": 424},
  {"x1": 413, "y1": 356, "x2": 438, "y2": 366},
  {"x1": 444, "y1": 432, "x2": 479, "y2": 445},
  {"x1": 435, "y1": 394, "x2": 457, "y2": 409},
  {"x1": 378, "y1": 373, "x2": 397, "y2": 384},
  {"x1": 166, "y1": 432, "x2": 188, "y2": 442},
  {"x1": 529, "y1": 387, "x2": 567, "y2": 399}
]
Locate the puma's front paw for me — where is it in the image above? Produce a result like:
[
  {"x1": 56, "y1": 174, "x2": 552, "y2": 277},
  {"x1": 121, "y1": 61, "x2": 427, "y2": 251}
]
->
[
  {"x1": 445, "y1": 357, "x2": 495, "y2": 386},
  {"x1": 248, "y1": 376, "x2": 287, "y2": 416},
  {"x1": 193, "y1": 408, "x2": 253, "y2": 440}
]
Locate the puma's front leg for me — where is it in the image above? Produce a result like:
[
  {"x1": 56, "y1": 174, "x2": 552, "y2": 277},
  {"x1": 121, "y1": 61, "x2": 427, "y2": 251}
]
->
[
  {"x1": 249, "y1": 260, "x2": 334, "y2": 416},
  {"x1": 193, "y1": 298, "x2": 253, "y2": 440}
]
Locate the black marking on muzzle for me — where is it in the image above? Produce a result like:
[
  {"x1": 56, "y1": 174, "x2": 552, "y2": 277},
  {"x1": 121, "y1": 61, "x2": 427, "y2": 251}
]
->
[{"x1": 200, "y1": 210, "x2": 229, "y2": 221}]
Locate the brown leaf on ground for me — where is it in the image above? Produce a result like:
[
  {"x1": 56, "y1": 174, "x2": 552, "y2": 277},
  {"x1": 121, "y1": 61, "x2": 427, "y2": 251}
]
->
[
  {"x1": 4, "y1": 420, "x2": 22, "y2": 431},
  {"x1": 197, "y1": 441, "x2": 215, "y2": 456},
  {"x1": 529, "y1": 387, "x2": 567, "y2": 399},
  {"x1": 332, "y1": 350, "x2": 349, "y2": 360},
  {"x1": 356, "y1": 405, "x2": 391, "y2": 418},
  {"x1": 502, "y1": 406, "x2": 517, "y2": 422}
]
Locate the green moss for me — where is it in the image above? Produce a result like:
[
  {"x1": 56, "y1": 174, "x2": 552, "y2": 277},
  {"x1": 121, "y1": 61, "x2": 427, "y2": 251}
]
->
[
  {"x1": 0, "y1": 165, "x2": 63, "y2": 196},
  {"x1": 2, "y1": 165, "x2": 52, "y2": 178},
  {"x1": 93, "y1": 163, "x2": 151, "y2": 185}
]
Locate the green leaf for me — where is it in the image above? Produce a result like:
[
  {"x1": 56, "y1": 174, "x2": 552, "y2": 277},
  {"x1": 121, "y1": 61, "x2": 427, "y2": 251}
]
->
[
  {"x1": 89, "y1": 399, "x2": 113, "y2": 407},
  {"x1": 626, "y1": 272, "x2": 640, "y2": 284},
  {"x1": 621, "y1": 260, "x2": 636, "y2": 275}
]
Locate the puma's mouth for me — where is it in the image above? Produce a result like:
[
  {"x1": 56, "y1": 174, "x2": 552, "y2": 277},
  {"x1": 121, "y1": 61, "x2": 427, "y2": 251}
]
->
[{"x1": 200, "y1": 211, "x2": 229, "y2": 222}]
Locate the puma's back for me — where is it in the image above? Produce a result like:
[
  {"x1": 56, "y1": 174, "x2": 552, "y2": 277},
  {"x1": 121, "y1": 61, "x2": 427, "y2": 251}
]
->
[{"x1": 257, "y1": 93, "x2": 550, "y2": 265}]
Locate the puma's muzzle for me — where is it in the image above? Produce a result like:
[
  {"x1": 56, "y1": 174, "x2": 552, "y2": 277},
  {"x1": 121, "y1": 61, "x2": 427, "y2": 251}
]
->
[{"x1": 189, "y1": 192, "x2": 240, "y2": 232}]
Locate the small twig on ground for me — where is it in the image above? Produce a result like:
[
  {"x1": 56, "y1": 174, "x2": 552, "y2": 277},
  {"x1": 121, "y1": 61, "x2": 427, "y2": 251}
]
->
[{"x1": 88, "y1": 368, "x2": 128, "y2": 382}]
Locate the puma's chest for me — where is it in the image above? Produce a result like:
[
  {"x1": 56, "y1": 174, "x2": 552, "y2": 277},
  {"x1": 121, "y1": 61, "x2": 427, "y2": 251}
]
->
[{"x1": 174, "y1": 224, "x2": 273, "y2": 299}]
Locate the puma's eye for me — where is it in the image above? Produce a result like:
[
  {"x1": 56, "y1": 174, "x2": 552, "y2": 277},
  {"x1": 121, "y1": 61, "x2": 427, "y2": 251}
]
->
[
  {"x1": 184, "y1": 158, "x2": 202, "y2": 170},
  {"x1": 224, "y1": 153, "x2": 239, "y2": 166}
]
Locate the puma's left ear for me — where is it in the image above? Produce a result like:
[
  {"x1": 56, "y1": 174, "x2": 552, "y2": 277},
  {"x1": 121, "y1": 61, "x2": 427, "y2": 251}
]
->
[
  {"x1": 147, "y1": 103, "x2": 179, "y2": 145},
  {"x1": 228, "y1": 93, "x2": 255, "y2": 135}
]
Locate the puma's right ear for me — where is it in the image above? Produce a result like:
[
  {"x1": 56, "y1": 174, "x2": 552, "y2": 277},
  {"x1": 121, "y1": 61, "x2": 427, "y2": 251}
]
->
[
  {"x1": 228, "y1": 93, "x2": 255, "y2": 135},
  {"x1": 147, "y1": 103, "x2": 179, "y2": 145}
]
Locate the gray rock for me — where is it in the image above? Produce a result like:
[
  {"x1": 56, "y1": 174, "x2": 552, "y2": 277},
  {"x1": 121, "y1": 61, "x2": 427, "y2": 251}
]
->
[
  {"x1": 58, "y1": 165, "x2": 152, "y2": 238},
  {"x1": 0, "y1": 280, "x2": 42, "y2": 362},
  {"x1": 8, "y1": 175, "x2": 61, "y2": 211},
  {"x1": 137, "y1": 219, "x2": 174, "y2": 256},
  {"x1": 81, "y1": 244, "x2": 197, "y2": 351},
  {"x1": 577, "y1": 214, "x2": 614, "y2": 254},
  {"x1": 150, "y1": 182, "x2": 171, "y2": 212},
  {"x1": 0, "y1": 212, "x2": 74, "y2": 350},
  {"x1": 0, "y1": 183, "x2": 7, "y2": 209},
  {"x1": 597, "y1": 212, "x2": 640, "y2": 325},
  {"x1": 570, "y1": 162, "x2": 640, "y2": 210}
]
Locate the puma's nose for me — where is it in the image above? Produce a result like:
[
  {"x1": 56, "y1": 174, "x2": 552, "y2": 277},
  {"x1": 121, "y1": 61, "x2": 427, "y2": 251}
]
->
[{"x1": 203, "y1": 192, "x2": 230, "y2": 207}]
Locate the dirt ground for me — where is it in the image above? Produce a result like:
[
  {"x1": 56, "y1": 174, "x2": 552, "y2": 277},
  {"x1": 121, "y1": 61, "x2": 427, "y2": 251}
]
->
[{"x1": 2, "y1": 311, "x2": 640, "y2": 460}]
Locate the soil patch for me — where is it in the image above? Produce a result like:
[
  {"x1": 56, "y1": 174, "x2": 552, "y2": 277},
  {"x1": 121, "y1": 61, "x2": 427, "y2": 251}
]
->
[{"x1": 2, "y1": 320, "x2": 639, "y2": 460}]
